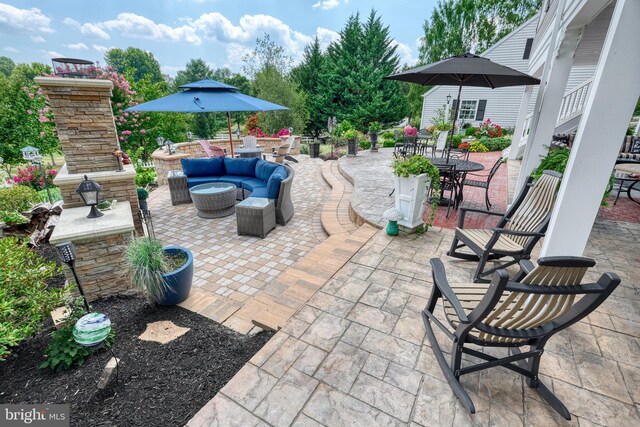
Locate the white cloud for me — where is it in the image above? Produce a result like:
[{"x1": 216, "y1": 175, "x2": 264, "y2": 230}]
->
[
  {"x1": 92, "y1": 44, "x2": 113, "y2": 54},
  {"x1": 315, "y1": 27, "x2": 339, "y2": 49},
  {"x1": 64, "y1": 42, "x2": 88, "y2": 50},
  {"x1": 63, "y1": 17, "x2": 79, "y2": 26},
  {"x1": 4, "y1": 46, "x2": 17, "y2": 52},
  {"x1": 99, "y1": 13, "x2": 200, "y2": 44},
  {"x1": 0, "y1": 4, "x2": 53, "y2": 33},
  {"x1": 42, "y1": 50, "x2": 63, "y2": 58},
  {"x1": 31, "y1": 35, "x2": 45, "y2": 43},
  {"x1": 80, "y1": 23, "x2": 110, "y2": 40},
  {"x1": 312, "y1": 0, "x2": 346, "y2": 11},
  {"x1": 161, "y1": 65, "x2": 183, "y2": 76},
  {"x1": 392, "y1": 41, "x2": 418, "y2": 66}
]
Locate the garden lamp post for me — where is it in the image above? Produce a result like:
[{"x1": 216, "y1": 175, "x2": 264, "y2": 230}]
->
[
  {"x1": 166, "y1": 140, "x2": 174, "y2": 155},
  {"x1": 156, "y1": 136, "x2": 165, "y2": 151},
  {"x1": 55, "y1": 241, "x2": 91, "y2": 311},
  {"x1": 76, "y1": 175, "x2": 103, "y2": 218},
  {"x1": 21, "y1": 146, "x2": 52, "y2": 204}
]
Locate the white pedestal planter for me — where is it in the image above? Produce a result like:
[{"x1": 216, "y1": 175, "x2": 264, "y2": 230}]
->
[
  {"x1": 393, "y1": 174, "x2": 431, "y2": 229},
  {"x1": 436, "y1": 131, "x2": 449, "y2": 151}
]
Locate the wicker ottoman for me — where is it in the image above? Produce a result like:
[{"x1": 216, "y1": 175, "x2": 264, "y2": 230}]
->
[
  {"x1": 236, "y1": 198, "x2": 276, "y2": 238},
  {"x1": 167, "y1": 170, "x2": 191, "y2": 206},
  {"x1": 189, "y1": 182, "x2": 237, "y2": 218}
]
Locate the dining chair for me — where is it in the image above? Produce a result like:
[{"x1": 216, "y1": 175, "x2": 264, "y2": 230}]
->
[{"x1": 460, "y1": 156, "x2": 504, "y2": 210}]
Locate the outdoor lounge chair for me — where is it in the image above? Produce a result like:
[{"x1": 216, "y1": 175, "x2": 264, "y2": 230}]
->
[
  {"x1": 448, "y1": 170, "x2": 562, "y2": 282},
  {"x1": 272, "y1": 136, "x2": 298, "y2": 164},
  {"x1": 198, "y1": 140, "x2": 226, "y2": 158},
  {"x1": 242, "y1": 135, "x2": 258, "y2": 148},
  {"x1": 422, "y1": 256, "x2": 620, "y2": 420}
]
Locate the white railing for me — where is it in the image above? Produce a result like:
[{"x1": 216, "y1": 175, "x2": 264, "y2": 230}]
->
[
  {"x1": 520, "y1": 113, "x2": 534, "y2": 146},
  {"x1": 301, "y1": 136, "x2": 315, "y2": 144},
  {"x1": 137, "y1": 160, "x2": 156, "y2": 169},
  {"x1": 557, "y1": 78, "x2": 592, "y2": 126}
]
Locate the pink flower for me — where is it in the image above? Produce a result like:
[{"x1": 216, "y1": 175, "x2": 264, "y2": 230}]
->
[
  {"x1": 26, "y1": 109, "x2": 32, "y2": 115},
  {"x1": 40, "y1": 131, "x2": 46, "y2": 138},
  {"x1": 116, "y1": 103, "x2": 122, "y2": 107},
  {"x1": 140, "y1": 129, "x2": 146, "y2": 134},
  {"x1": 38, "y1": 115, "x2": 49, "y2": 123},
  {"x1": 28, "y1": 93, "x2": 34, "y2": 98},
  {"x1": 119, "y1": 136, "x2": 124, "y2": 140},
  {"x1": 124, "y1": 112, "x2": 129, "y2": 117}
]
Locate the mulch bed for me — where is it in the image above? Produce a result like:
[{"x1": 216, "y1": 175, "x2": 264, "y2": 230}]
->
[{"x1": 0, "y1": 296, "x2": 274, "y2": 426}]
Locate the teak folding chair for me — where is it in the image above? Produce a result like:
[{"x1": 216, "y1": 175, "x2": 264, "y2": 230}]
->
[
  {"x1": 448, "y1": 170, "x2": 562, "y2": 282},
  {"x1": 198, "y1": 140, "x2": 226, "y2": 158},
  {"x1": 423, "y1": 256, "x2": 620, "y2": 420}
]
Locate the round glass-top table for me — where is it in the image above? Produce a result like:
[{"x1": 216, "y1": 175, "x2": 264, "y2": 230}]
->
[
  {"x1": 189, "y1": 182, "x2": 237, "y2": 218},
  {"x1": 235, "y1": 147, "x2": 264, "y2": 158},
  {"x1": 425, "y1": 157, "x2": 485, "y2": 173}
]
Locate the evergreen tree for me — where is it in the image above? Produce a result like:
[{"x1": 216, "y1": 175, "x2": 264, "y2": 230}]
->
[
  {"x1": 291, "y1": 36, "x2": 325, "y2": 137},
  {"x1": 0, "y1": 56, "x2": 15, "y2": 77},
  {"x1": 319, "y1": 11, "x2": 408, "y2": 132},
  {"x1": 173, "y1": 58, "x2": 213, "y2": 88}
]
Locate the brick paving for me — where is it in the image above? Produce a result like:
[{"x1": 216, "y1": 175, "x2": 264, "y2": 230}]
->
[{"x1": 187, "y1": 151, "x2": 640, "y2": 426}]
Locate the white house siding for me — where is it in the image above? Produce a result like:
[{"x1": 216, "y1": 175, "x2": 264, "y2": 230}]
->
[{"x1": 420, "y1": 12, "x2": 596, "y2": 130}]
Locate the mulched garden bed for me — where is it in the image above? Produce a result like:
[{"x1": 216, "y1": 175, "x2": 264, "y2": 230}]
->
[{"x1": 0, "y1": 295, "x2": 274, "y2": 426}]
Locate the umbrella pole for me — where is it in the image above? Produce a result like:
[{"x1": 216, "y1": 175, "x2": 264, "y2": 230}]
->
[
  {"x1": 447, "y1": 84, "x2": 463, "y2": 163},
  {"x1": 226, "y1": 112, "x2": 234, "y2": 158}
]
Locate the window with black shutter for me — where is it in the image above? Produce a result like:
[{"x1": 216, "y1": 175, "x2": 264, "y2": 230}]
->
[
  {"x1": 475, "y1": 100, "x2": 487, "y2": 121},
  {"x1": 523, "y1": 38, "x2": 534, "y2": 60}
]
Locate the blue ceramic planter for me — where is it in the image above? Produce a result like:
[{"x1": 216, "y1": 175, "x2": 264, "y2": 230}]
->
[{"x1": 160, "y1": 246, "x2": 193, "y2": 305}]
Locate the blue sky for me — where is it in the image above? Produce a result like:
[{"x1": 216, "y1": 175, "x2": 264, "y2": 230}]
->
[{"x1": 0, "y1": 0, "x2": 438, "y2": 76}]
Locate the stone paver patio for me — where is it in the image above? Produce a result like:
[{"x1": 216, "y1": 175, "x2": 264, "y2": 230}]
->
[{"x1": 183, "y1": 152, "x2": 640, "y2": 426}]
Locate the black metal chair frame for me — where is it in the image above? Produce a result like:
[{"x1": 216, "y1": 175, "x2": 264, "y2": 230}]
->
[
  {"x1": 423, "y1": 257, "x2": 620, "y2": 420},
  {"x1": 437, "y1": 164, "x2": 459, "y2": 218},
  {"x1": 459, "y1": 157, "x2": 504, "y2": 210},
  {"x1": 448, "y1": 171, "x2": 562, "y2": 282}
]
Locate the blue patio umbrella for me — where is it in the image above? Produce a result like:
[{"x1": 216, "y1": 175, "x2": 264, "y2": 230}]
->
[{"x1": 126, "y1": 79, "x2": 289, "y2": 157}]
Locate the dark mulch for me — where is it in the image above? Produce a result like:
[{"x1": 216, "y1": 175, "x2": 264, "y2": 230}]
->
[{"x1": 0, "y1": 296, "x2": 274, "y2": 426}]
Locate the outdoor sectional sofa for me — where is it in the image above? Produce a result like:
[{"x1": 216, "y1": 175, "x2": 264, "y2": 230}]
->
[{"x1": 180, "y1": 157, "x2": 294, "y2": 225}]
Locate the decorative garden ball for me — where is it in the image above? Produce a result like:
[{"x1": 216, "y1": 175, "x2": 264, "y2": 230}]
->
[
  {"x1": 383, "y1": 208, "x2": 404, "y2": 236},
  {"x1": 73, "y1": 313, "x2": 111, "y2": 347}
]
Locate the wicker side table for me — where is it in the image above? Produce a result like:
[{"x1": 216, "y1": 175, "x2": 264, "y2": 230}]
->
[
  {"x1": 236, "y1": 198, "x2": 276, "y2": 238},
  {"x1": 167, "y1": 170, "x2": 191, "y2": 206},
  {"x1": 189, "y1": 183, "x2": 237, "y2": 219}
]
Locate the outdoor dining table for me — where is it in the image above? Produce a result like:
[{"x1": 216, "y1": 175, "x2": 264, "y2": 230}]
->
[{"x1": 234, "y1": 147, "x2": 264, "y2": 158}]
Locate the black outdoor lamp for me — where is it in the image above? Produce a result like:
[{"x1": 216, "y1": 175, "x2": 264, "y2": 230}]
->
[
  {"x1": 186, "y1": 131, "x2": 193, "y2": 141},
  {"x1": 165, "y1": 140, "x2": 174, "y2": 155},
  {"x1": 446, "y1": 94, "x2": 452, "y2": 105},
  {"x1": 156, "y1": 136, "x2": 165, "y2": 149},
  {"x1": 55, "y1": 241, "x2": 91, "y2": 311},
  {"x1": 76, "y1": 175, "x2": 103, "y2": 218}
]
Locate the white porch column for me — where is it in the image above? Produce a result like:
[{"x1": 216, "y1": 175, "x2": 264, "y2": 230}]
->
[
  {"x1": 516, "y1": 29, "x2": 582, "y2": 191},
  {"x1": 508, "y1": 85, "x2": 534, "y2": 160},
  {"x1": 541, "y1": 0, "x2": 640, "y2": 256}
]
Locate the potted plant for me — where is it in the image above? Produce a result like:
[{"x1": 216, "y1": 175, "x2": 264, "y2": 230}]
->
[
  {"x1": 391, "y1": 155, "x2": 440, "y2": 230},
  {"x1": 368, "y1": 122, "x2": 383, "y2": 152},
  {"x1": 432, "y1": 107, "x2": 452, "y2": 151},
  {"x1": 124, "y1": 238, "x2": 194, "y2": 305},
  {"x1": 344, "y1": 129, "x2": 359, "y2": 156},
  {"x1": 310, "y1": 139, "x2": 321, "y2": 158},
  {"x1": 137, "y1": 187, "x2": 149, "y2": 212}
]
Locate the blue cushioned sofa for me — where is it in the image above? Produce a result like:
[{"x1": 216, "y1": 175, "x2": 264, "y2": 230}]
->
[{"x1": 180, "y1": 157, "x2": 294, "y2": 225}]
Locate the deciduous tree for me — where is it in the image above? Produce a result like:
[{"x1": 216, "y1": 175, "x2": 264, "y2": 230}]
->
[{"x1": 105, "y1": 47, "x2": 164, "y2": 83}]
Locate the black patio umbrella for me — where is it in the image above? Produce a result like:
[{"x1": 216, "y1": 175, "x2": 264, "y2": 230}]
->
[{"x1": 385, "y1": 52, "x2": 540, "y2": 162}]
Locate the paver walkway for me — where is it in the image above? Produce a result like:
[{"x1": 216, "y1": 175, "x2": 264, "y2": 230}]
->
[{"x1": 150, "y1": 155, "x2": 377, "y2": 333}]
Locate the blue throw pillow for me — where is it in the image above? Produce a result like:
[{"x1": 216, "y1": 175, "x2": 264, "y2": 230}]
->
[
  {"x1": 255, "y1": 159, "x2": 280, "y2": 182},
  {"x1": 266, "y1": 166, "x2": 287, "y2": 199},
  {"x1": 181, "y1": 158, "x2": 225, "y2": 177},
  {"x1": 224, "y1": 157, "x2": 259, "y2": 177}
]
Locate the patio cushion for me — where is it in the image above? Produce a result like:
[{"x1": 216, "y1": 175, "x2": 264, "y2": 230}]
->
[
  {"x1": 181, "y1": 158, "x2": 224, "y2": 177},
  {"x1": 242, "y1": 178, "x2": 268, "y2": 192},
  {"x1": 186, "y1": 176, "x2": 220, "y2": 188},
  {"x1": 217, "y1": 175, "x2": 251, "y2": 187},
  {"x1": 266, "y1": 166, "x2": 287, "y2": 199},
  {"x1": 249, "y1": 187, "x2": 269, "y2": 198},
  {"x1": 224, "y1": 157, "x2": 259, "y2": 178},
  {"x1": 255, "y1": 159, "x2": 280, "y2": 182}
]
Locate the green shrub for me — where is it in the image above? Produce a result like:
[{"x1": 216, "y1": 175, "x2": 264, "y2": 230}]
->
[
  {"x1": 478, "y1": 136, "x2": 513, "y2": 151},
  {"x1": 334, "y1": 120, "x2": 354, "y2": 137},
  {"x1": 135, "y1": 169, "x2": 157, "y2": 187},
  {"x1": 451, "y1": 135, "x2": 463, "y2": 148},
  {"x1": 137, "y1": 187, "x2": 149, "y2": 200},
  {"x1": 343, "y1": 129, "x2": 359, "y2": 140},
  {"x1": 532, "y1": 148, "x2": 570, "y2": 180},
  {"x1": 0, "y1": 237, "x2": 67, "y2": 359},
  {"x1": 37, "y1": 187, "x2": 62, "y2": 203},
  {"x1": 382, "y1": 139, "x2": 397, "y2": 148},
  {"x1": 368, "y1": 121, "x2": 382, "y2": 133},
  {"x1": 0, "y1": 186, "x2": 39, "y2": 213},
  {"x1": 381, "y1": 131, "x2": 395, "y2": 140},
  {"x1": 299, "y1": 143, "x2": 309, "y2": 155},
  {"x1": 359, "y1": 140, "x2": 371, "y2": 150},
  {"x1": 465, "y1": 127, "x2": 478, "y2": 137},
  {"x1": 1, "y1": 211, "x2": 29, "y2": 225}
]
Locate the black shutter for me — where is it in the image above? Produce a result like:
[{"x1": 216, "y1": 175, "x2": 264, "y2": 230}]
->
[
  {"x1": 451, "y1": 99, "x2": 458, "y2": 115},
  {"x1": 475, "y1": 100, "x2": 487, "y2": 121},
  {"x1": 523, "y1": 38, "x2": 534, "y2": 60}
]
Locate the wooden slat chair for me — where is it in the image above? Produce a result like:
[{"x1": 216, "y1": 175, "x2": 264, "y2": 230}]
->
[
  {"x1": 242, "y1": 135, "x2": 258, "y2": 148},
  {"x1": 272, "y1": 136, "x2": 298, "y2": 164},
  {"x1": 198, "y1": 140, "x2": 226, "y2": 158},
  {"x1": 423, "y1": 256, "x2": 620, "y2": 420},
  {"x1": 448, "y1": 170, "x2": 562, "y2": 282}
]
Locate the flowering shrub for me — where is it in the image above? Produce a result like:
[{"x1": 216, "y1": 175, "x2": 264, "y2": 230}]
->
[
  {"x1": 270, "y1": 128, "x2": 290, "y2": 138},
  {"x1": 248, "y1": 127, "x2": 266, "y2": 137},
  {"x1": 404, "y1": 126, "x2": 418, "y2": 136},
  {"x1": 458, "y1": 142, "x2": 470, "y2": 150},
  {"x1": 12, "y1": 165, "x2": 58, "y2": 191},
  {"x1": 469, "y1": 141, "x2": 489, "y2": 153},
  {"x1": 475, "y1": 119, "x2": 503, "y2": 138}
]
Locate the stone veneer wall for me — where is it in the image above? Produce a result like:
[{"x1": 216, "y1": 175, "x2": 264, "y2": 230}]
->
[
  {"x1": 34, "y1": 77, "x2": 121, "y2": 174},
  {"x1": 68, "y1": 232, "x2": 134, "y2": 301},
  {"x1": 152, "y1": 137, "x2": 301, "y2": 186}
]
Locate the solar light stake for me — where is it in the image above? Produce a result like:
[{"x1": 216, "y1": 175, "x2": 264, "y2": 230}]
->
[{"x1": 56, "y1": 241, "x2": 90, "y2": 312}]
